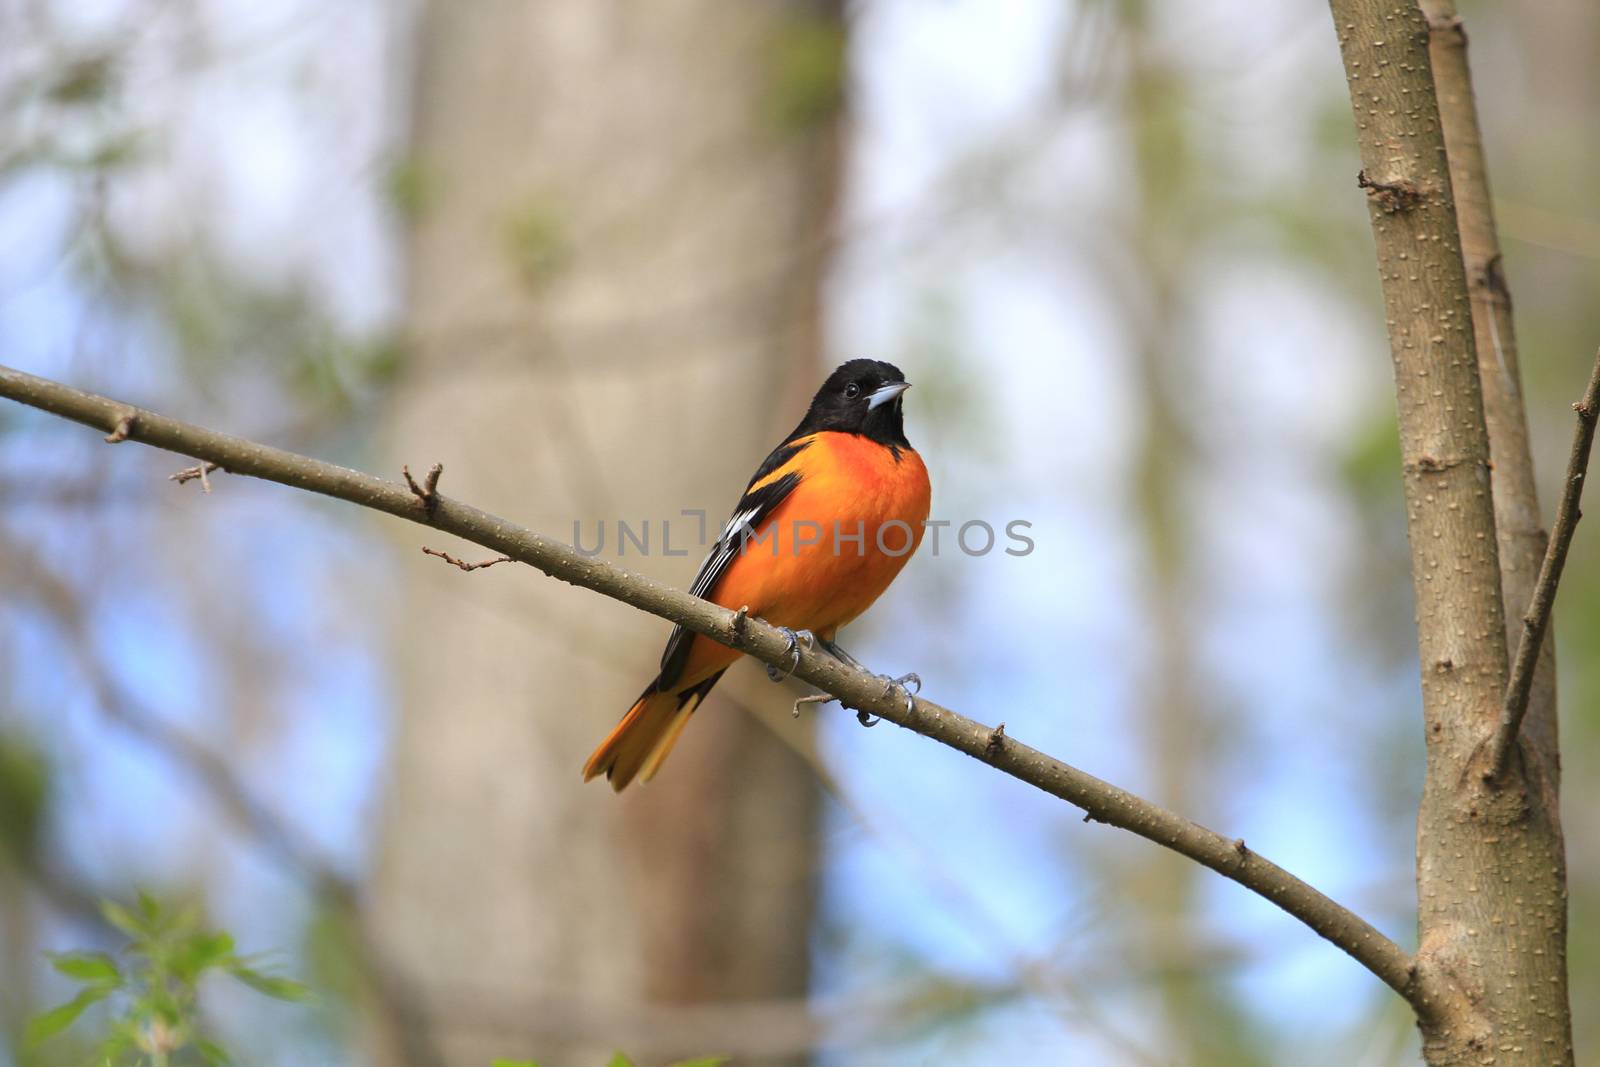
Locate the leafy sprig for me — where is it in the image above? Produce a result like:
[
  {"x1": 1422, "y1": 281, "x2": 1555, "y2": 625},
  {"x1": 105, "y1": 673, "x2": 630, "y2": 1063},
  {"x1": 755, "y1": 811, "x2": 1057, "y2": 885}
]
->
[{"x1": 30, "y1": 891, "x2": 310, "y2": 1066}]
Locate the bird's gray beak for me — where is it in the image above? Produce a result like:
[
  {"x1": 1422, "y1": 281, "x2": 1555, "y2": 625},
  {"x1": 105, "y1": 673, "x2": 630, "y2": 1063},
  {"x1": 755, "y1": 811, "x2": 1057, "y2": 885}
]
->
[{"x1": 868, "y1": 380, "x2": 910, "y2": 410}]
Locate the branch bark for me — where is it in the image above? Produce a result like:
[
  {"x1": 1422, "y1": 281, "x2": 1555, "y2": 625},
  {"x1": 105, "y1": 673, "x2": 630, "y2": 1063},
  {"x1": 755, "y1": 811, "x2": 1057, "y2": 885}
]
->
[
  {"x1": 0, "y1": 362, "x2": 1424, "y2": 1009},
  {"x1": 1326, "y1": 2, "x2": 1573, "y2": 1061},
  {"x1": 1490, "y1": 353, "x2": 1600, "y2": 778},
  {"x1": 1418, "y1": 1, "x2": 1564, "y2": 786}
]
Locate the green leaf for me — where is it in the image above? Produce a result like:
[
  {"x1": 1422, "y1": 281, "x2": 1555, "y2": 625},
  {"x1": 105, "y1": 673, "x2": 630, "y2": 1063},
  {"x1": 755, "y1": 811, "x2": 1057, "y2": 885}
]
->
[
  {"x1": 172, "y1": 899, "x2": 205, "y2": 932},
  {"x1": 98, "y1": 1024, "x2": 137, "y2": 1063},
  {"x1": 606, "y1": 1055, "x2": 636, "y2": 1067},
  {"x1": 200, "y1": 930, "x2": 236, "y2": 960},
  {"x1": 226, "y1": 964, "x2": 311, "y2": 1002},
  {"x1": 196, "y1": 1038, "x2": 234, "y2": 1065},
  {"x1": 173, "y1": 930, "x2": 235, "y2": 982},
  {"x1": 99, "y1": 899, "x2": 146, "y2": 939},
  {"x1": 148, "y1": 992, "x2": 185, "y2": 1028},
  {"x1": 47, "y1": 951, "x2": 120, "y2": 984},
  {"x1": 26, "y1": 986, "x2": 111, "y2": 1045}
]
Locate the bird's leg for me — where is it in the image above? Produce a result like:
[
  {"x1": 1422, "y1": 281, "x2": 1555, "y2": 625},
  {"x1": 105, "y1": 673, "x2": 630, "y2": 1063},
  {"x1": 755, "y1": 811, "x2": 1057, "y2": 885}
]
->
[
  {"x1": 766, "y1": 627, "x2": 813, "y2": 683},
  {"x1": 818, "y1": 637, "x2": 867, "y2": 671}
]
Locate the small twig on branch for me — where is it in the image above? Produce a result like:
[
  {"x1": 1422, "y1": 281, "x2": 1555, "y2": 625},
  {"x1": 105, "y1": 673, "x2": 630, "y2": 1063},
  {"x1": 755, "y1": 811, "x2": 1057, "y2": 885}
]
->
[
  {"x1": 170, "y1": 461, "x2": 221, "y2": 492},
  {"x1": 421, "y1": 545, "x2": 514, "y2": 572},
  {"x1": 104, "y1": 410, "x2": 136, "y2": 443},
  {"x1": 403, "y1": 462, "x2": 443, "y2": 516},
  {"x1": 792, "y1": 692, "x2": 833, "y2": 718},
  {"x1": 985, "y1": 722, "x2": 1007, "y2": 757},
  {"x1": 170, "y1": 460, "x2": 222, "y2": 489},
  {"x1": 1357, "y1": 169, "x2": 1423, "y2": 214},
  {"x1": 1488, "y1": 349, "x2": 1600, "y2": 780},
  {"x1": 0, "y1": 363, "x2": 1424, "y2": 1010}
]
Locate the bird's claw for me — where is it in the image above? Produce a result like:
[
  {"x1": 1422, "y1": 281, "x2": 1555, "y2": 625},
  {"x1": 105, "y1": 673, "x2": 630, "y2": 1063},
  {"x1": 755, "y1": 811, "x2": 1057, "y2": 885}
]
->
[
  {"x1": 855, "y1": 673, "x2": 921, "y2": 727},
  {"x1": 766, "y1": 627, "x2": 813, "y2": 682},
  {"x1": 880, "y1": 672, "x2": 921, "y2": 717}
]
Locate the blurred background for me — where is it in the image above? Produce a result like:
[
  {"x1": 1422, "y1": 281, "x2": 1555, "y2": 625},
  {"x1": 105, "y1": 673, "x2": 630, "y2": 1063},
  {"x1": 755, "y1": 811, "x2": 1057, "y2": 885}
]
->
[{"x1": 1, "y1": 0, "x2": 1597, "y2": 1064}]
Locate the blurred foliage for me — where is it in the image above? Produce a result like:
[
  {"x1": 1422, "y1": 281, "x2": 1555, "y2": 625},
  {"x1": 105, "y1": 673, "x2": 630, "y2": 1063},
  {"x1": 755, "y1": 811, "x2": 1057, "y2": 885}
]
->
[
  {"x1": 763, "y1": 12, "x2": 847, "y2": 133},
  {"x1": 296, "y1": 897, "x2": 363, "y2": 1045},
  {"x1": 1, "y1": 40, "x2": 143, "y2": 177},
  {"x1": 30, "y1": 893, "x2": 309, "y2": 1065},
  {"x1": 1335, "y1": 411, "x2": 1414, "y2": 667},
  {"x1": 503, "y1": 194, "x2": 572, "y2": 289},
  {"x1": 893, "y1": 290, "x2": 999, "y2": 468},
  {"x1": 491, "y1": 1057, "x2": 726, "y2": 1067},
  {"x1": 0, "y1": 733, "x2": 49, "y2": 870},
  {"x1": 45, "y1": 54, "x2": 115, "y2": 106},
  {"x1": 385, "y1": 157, "x2": 439, "y2": 223},
  {"x1": 126, "y1": 246, "x2": 405, "y2": 419},
  {"x1": 1115, "y1": 7, "x2": 1272, "y2": 1064},
  {"x1": 1, "y1": 4, "x2": 406, "y2": 447}
]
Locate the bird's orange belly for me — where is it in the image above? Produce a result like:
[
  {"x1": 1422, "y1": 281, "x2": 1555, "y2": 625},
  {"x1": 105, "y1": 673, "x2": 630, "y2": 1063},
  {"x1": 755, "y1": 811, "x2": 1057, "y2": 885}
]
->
[{"x1": 714, "y1": 435, "x2": 930, "y2": 638}]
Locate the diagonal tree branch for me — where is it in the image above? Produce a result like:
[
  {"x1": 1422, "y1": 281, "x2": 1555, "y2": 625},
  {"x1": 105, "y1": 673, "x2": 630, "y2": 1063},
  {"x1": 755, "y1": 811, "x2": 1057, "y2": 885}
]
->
[
  {"x1": 1488, "y1": 351, "x2": 1600, "y2": 779},
  {"x1": 0, "y1": 362, "x2": 1424, "y2": 1008}
]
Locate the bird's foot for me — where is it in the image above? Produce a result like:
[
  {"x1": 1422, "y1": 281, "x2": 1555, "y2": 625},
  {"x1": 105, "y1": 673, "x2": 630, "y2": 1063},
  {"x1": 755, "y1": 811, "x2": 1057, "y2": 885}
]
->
[
  {"x1": 766, "y1": 628, "x2": 813, "y2": 682},
  {"x1": 882, "y1": 672, "x2": 922, "y2": 719},
  {"x1": 855, "y1": 672, "x2": 920, "y2": 727}
]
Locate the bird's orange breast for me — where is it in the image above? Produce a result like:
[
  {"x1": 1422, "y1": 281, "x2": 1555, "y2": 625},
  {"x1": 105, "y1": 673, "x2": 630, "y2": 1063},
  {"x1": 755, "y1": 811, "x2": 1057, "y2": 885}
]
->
[{"x1": 679, "y1": 431, "x2": 930, "y2": 681}]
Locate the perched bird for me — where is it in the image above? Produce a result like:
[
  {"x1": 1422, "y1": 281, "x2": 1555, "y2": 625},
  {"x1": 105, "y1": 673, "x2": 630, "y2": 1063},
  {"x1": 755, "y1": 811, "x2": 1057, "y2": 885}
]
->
[{"x1": 583, "y1": 359, "x2": 932, "y2": 791}]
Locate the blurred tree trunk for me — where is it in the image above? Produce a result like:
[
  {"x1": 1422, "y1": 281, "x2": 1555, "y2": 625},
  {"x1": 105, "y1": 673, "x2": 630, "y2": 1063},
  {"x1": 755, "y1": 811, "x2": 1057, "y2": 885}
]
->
[
  {"x1": 1112, "y1": 8, "x2": 1262, "y2": 1063},
  {"x1": 369, "y1": 3, "x2": 843, "y2": 1064}
]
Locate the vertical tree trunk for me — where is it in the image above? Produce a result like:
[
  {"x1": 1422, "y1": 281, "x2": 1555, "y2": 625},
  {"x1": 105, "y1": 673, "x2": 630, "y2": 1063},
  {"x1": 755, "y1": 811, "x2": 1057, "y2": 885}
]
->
[
  {"x1": 1326, "y1": 3, "x2": 1573, "y2": 1062},
  {"x1": 370, "y1": 3, "x2": 842, "y2": 1063}
]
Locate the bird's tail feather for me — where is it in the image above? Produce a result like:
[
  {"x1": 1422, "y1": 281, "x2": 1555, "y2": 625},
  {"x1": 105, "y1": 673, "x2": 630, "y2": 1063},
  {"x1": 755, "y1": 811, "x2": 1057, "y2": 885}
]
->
[{"x1": 582, "y1": 670, "x2": 726, "y2": 791}]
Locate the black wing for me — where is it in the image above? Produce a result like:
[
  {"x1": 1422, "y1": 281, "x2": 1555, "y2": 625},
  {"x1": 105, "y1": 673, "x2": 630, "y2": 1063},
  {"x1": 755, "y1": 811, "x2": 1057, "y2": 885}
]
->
[{"x1": 657, "y1": 437, "x2": 811, "y2": 687}]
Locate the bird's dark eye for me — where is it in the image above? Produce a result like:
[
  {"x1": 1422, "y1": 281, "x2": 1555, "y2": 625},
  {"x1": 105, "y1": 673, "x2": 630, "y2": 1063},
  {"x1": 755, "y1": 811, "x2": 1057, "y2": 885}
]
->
[{"x1": 843, "y1": 382, "x2": 861, "y2": 400}]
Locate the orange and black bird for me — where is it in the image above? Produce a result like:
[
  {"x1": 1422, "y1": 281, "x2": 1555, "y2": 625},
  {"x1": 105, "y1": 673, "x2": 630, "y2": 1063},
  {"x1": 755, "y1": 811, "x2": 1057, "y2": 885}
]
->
[{"x1": 583, "y1": 359, "x2": 932, "y2": 791}]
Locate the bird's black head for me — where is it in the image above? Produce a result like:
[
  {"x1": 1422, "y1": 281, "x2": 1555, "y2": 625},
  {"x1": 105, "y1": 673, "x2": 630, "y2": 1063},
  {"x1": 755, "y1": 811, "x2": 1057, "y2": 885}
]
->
[{"x1": 792, "y1": 359, "x2": 912, "y2": 449}]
